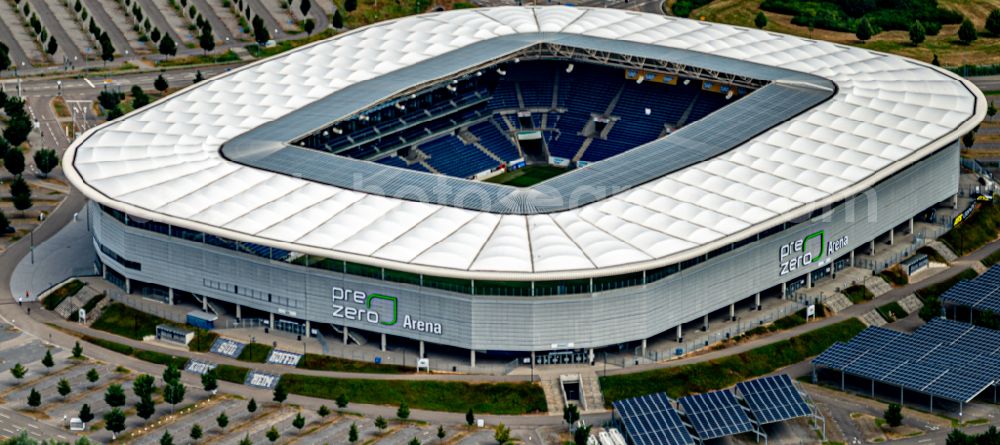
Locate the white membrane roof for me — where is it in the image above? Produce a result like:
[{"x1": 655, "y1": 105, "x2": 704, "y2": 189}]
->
[{"x1": 65, "y1": 6, "x2": 985, "y2": 280}]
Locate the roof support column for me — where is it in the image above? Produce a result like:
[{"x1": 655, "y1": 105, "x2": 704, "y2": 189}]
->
[
  {"x1": 203, "y1": 295, "x2": 208, "y2": 311},
  {"x1": 676, "y1": 325, "x2": 683, "y2": 343},
  {"x1": 702, "y1": 314, "x2": 709, "y2": 332},
  {"x1": 168, "y1": 288, "x2": 174, "y2": 306},
  {"x1": 419, "y1": 340, "x2": 425, "y2": 358},
  {"x1": 755, "y1": 293, "x2": 761, "y2": 311},
  {"x1": 381, "y1": 333, "x2": 386, "y2": 352},
  {"x1": 888, "y1": 228, "x2": 894, "y2": 246},
  {"x1": 343, "y1": 325, "x2": 348, "y2": 345},
  {"x1": 730, "y1": 303, "x2": 736, "y2": 321},
  {"x1": 236, "y1": 303, "x2": 241, "y2": 319},
  {"x1": 470, "y1": 349, "x2": 476, "y2": 368}
]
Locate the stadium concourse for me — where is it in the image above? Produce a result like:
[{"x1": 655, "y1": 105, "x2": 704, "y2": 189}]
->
[{"x1": 64, "y1": 6, "x2": 984, "y2": 371}]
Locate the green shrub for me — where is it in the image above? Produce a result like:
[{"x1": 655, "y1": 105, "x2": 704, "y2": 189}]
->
[
  {"x1": 877, "y1": 302, "x2": 906, "y2": 322},
  {"x1": 299, "y1": 353, "x2": 410, "y2": 374},
  {"x1": 599, "y1": 319, "x2": 866, "y2": 404},
  {"x1": 237, "y1": 344, "x2": 272, "y2": 363},
  {"x1": 133, "y1": 350, "x2": 187, "y2": 368},
  {"x1": 842, "y1": 285, "x2": 875, "y2": 304},
  {"x1": 917, "y1": 268, "x2": 978, "y2": 321},
  {"x1": 280, "y1": 375, "x2": 546, "y2": 414},
  {"x1": 69, "y1": 293, "x2": 106, "y2": 322},
  {"x1": 880, "y1": 266, "x2": 908, "y2": 286},
  {"x1": 984, "y1": 250, "x2": 1000, "y2": 267},
  {"x1": 916, "y1": 246, "x2": 947, "y2": 264},
  {"x1": 91, "y1": 303, "x2": 177, "y2": 340},
  {"x1": 81, "y1": 336, "x2": 134, "y2": 355},
  {"x1": 43, "y1": 280, "x2": 85, "y2": 310},
  {"x1": 189, "y1": 330, "x2": 219, "y2": 353}
]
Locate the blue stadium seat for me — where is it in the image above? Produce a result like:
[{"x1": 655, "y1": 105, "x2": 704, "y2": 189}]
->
[{"x1": 420, "y1": 135, "x2": 500, "y2": 178}]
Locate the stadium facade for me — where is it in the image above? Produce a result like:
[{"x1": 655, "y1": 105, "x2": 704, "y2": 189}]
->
[{"x1": 66, "y1": 7, "x2": 985, "y2": 363}]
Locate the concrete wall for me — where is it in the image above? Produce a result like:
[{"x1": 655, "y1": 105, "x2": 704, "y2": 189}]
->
[{"x1": 91, "y1": 143, "x2": 959, "y2": 352}]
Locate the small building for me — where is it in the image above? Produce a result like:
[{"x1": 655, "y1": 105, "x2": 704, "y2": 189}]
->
[
  {"x1": 186, "y1": 310, "x2": 218, "y2": 330},
  {"x1": 901, "y1": 253, "x2": 929, "y2": 276},
  {"x1": 156, "y1": 324, "x2": 194, "y2": 346}
]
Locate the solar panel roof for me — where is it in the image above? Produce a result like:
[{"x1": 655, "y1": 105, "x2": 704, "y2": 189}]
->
[
  {"x1": 678, "y1": 391, "x2": 754, "y2": 440},
  {"x1": 941, "y1": 266, "x2": 1000, "y2": 312},
  {"x1": 736, "y1": 374, "x2": 812, "y2": 424},
  {"x1": 812, "y1": 319, "x2": 1000, "y2": 402},
  {"x1": 613, "y1": 393, "x2": 695, "y2": 445}
]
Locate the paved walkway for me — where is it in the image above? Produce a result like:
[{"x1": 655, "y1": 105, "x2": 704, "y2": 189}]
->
[{"x1": 10, "y1": 205, "x2": 96, "y2": 303}]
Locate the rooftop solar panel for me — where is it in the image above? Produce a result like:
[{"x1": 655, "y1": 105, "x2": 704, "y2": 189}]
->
[
  {"x1": 613, "y1": 393, "x2": 695, "y2": 445},
  {"x1": 736, "y1": 374, "x2": 811, "y2": 424},
  {"x1": 941, "y1": 266, "x2": 1000, "y2": 313},
  {"x1": 812, "y1": 342, "x2": 863, "y2": 370},
  {"x1": 677, "y1": 391, "x2": 753, "y2": 440}
]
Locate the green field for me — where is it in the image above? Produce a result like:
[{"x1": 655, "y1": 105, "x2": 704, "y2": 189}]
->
[{"x1": 485, "y1": 165, "x2": 567, "y2": 187}]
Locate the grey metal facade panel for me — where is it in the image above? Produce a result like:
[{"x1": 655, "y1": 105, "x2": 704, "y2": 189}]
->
[{"x1": 93, "y1": 143, "x2": 958, "y2": 351}]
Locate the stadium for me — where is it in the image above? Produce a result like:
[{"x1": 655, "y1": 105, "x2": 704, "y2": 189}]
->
[{"x1": 64, "y1": 7, "x2": 985, "y2": 366}]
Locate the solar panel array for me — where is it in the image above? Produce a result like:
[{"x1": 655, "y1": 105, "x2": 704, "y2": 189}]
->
[
  {"x1": 736, "y1": 374, "x2": 812, "y2": 424},
  {"x1": 678, "y1": 391, "x2": 753, "y2": 439},
  {"x1": 613, "y1": 393, "x2": 695, "y2": 445},
  {"x1": 812, "y1": 318, "x2": 1000, "y2": 402},
  {"x1": 941, "y1": 266, "x2": 1000, "y2": 312}
]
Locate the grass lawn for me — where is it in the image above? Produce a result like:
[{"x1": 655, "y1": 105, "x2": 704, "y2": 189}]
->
[
  {"x1": 280, "y1": 374, "x2": 546, "y2": 414},
  {"x1": 245, "y1": 29, "x2": 335, "y2": 58},
  {"x1": 42, "y1": 280, "x2": 84, "y2": 310},
  {"x1": 484, "y1": 165, "x2": 567, "y2": 187},
  {"x1": 134, "y1": 350, "x2": 188, "y2": 368},
  {"x1": 877, "y1": 302, "x2": 907, "y2": 322},
  {"x1": 215, "y1": 364, "x2": 250, "y2": 384},
  {"x1": 599, "y1": 319, "x2": 866, "y2": 405},
  {"x1": 916, "y1": 268, "x2": 979, "y2": 301},
  {"x1": 81, "y1": 335, "x2": 134, "y2": 356},
  {"x1": 189, "y1": 330, "x2": 219, "y2": 353},
  {"x1": 842, "y1": 285, "x2": 876, "y2": 304},
  {"x1": 157, "y1": 50, "x2": 240, "y2": 68},
  {"x1": 299, "y1": 353, "x2": 410, "y2": 374},
  {"x1": 91, "y1": 303, "x2": 178, "y2": 340},
  {"x1": 237, "y1": 343, "x2": 272, "y2": 363},
  {"x1": 984, "y1": 249, "x2": 1000, "y2": 267}
]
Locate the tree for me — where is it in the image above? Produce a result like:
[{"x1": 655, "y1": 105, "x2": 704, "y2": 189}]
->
[
  {"x1": 3, "y1": 116, "x2": 31, "y2": 147},
  {"x1": 133, "y1": 374, "x2": 156, "y2": 399},
  {"x1": 57, "y1": 378, "x2": 71, "y2": 398},
  {"x1": 201, "y1": 368, "x2": 218, "y2": 393},
  {"x1": 154, "y1": 74, "x2": 169, "y2": 93},
  {"x1": 349, "y1": 422, "x2": 359, "y2": 443},
  {"x1": 273, "y1": 382, "x2": 287, "y2": 403},
  {"x1": 304, "y1": 18, "x2": 315, "y2": 35},
  {"x1": 336, "y1": 393, "x2": 348, "y2": 408},
  {"x1": 107, "y1": 106, "x2": 124, "y2": 120},
  {"x1": 151, "y1": 27, "x2": 161, "y2": 43},
  {"x1": 9, "y1": 363, "x2": 26, "y2": 380},
  {"x1": 331, "y1": 9, "x2": 343, "y2": 28},
  {"x1": 266, "y1": 426, "x2": 280, "y2": 442},
  {"x1": 136, "y1": 395, "x2": 156, "y2": 420},
  {"x1": 856, "y1": 17, "x2": 873, "y2": 42},
  {"x1": 909, "y1": 21, "x2": 925, "y2": 45},
  {"x1": 74, "y1": 0, "x2": 82, "y2": 12},
  {"x1": 0, "y1": 136, "x2": 9, "y2": 158},
  {"x1": 46, "y1": 36, "x2": 57, "y2": 55},
  {"x1": 318, "y1": 405, "x2": 330, "y2": 417},
  {"x1": 163, "y1": 381, "x2": 185, "y2": 412},
  {"x1": 190, "y1": 424, "x2": 203, "y2": 441},
  {"x1": 959, "y1": 18, "x2": 978, "y2": 44},
  {"x1": 10, "y1": 176, "x2": 31, "y2": 215},
  {"x1": 163, "y1": 362, "x2": 181, "y2": 384},
  {"x1": 159, "y1": 34, "x2": 177, "y2": 57},
  {"x1": 465, "y1": 408, "x2": 475, "y2": 426},
  {"x1": 252, "y1": 15, "x2": 270, "y2": 46},
  {"x1": 78, "y1": 403, "x2": 94, "y2": 423},
  {"x1": 5, "y1": 149, "x2": 25, "y2": 176},
  {"x1": 397, "y1": 401, "x2": 410, "y2": 419},
  {"x1": 27, "y1": 388, "x2": 41, "y2": 408},
  {"x1": 131, "y1": 85, "x2": 150, "y2": 109},
  {"x1": 573, "y1": 424, "x2": 592, "y2": 445},
  {"x1": 194, "y1": 70, "x2": 205, "y2": 83},
  {"x1": 987, "y1": 9, "x2": 1000, "y2": 36},
  {"x1": 299, "y1": 0, "x2": 311, "y2": 16},
  {"x1": 159, "y1": 430, "x2": 174, "y2": 445},
  {"x1": 884, "y1": 403, "x2": 903, "y2": 427},
  {"x1": 494, "y1": 422, "x2": 510, "y2": 445},
  {"x1": 86, "y1": 368, "x2": 100, "y2": 386},
  {"x1": 292, "y1": 412, "x2": 305, "y2": 430},
  {"x1": 947, "y1": 429, "x2": 971, "y2": 445},
  {"x1": 374, "y1": 415, "x2": 388, "y2": 433},
  {"x1": 247, "y1": 397, "x2": 257, "y2": 413},
  {"x1": 963, "y1": 131, "x2": 975, "y2": 148},
  {"x1": 409, "y1": 438, "x2": 421, "y2": 445},
  {"x1": 72, "y1": 341, "x2": 83, "y2": 358},
  {"x1": 199, "y1": 26, "x2": 215, "y2": 54},
  {"x1": 345, "y1": 0, "x2": 356, "y2": 13},
  {"x1": 41, "y1": 350, "x2": 54, "y2": 370},
  {"x1": 437, "y1": 425, "x2": 446, "y2": 441},
  {"x1": 932, "y1": 53, "x2": 940, "y2": 66},
  {"x1": 34, "y1": 148, "x2": 58, "y2": 176},
  {"x1": 100, "y1": 34, "x2": 114, "y2": 63},
  {"x1": 216, "y1": 411, "x2": 229, "y2": 429},
  {"x1": 105, "y1": 383, "x2": 126, "y2": 407},
  {"x1": 0, "y1": 210, "x2": 8, "y2": 234},
  {"x1": 563, "y1": 404, "x2": 580, "y2": 428},
  {"x1": 754, "y1": 11, "x2": 767, "y2": 29},
  {"x1": 0, "y1": 42, "x2": 9, "y2": 73},
  {"x1": 988, "y1": 101, "x2": 998, "y2": 121}
]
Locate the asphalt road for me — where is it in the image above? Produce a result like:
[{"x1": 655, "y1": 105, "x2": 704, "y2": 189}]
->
[
  {"x1": 25, "y1": 0, "x2": 84, "y2": 61},
  {"x1": 972, "y1": 76, "x2": 1000, "y2": 94},
  {"x1": 0, "y1": 406, "x2": 70, "y2": 443}
]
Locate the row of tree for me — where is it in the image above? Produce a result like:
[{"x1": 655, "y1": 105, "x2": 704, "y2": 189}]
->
[{"x1": 17, "y1": 1, "x2": 58, "y2": 57}]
